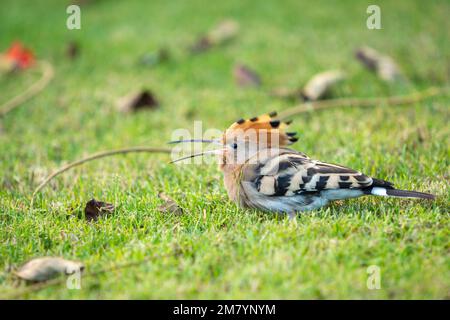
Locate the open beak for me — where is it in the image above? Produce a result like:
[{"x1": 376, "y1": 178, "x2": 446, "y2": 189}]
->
[{"x1": 169, "y1": 149, "x2": 225, "y2": 164}]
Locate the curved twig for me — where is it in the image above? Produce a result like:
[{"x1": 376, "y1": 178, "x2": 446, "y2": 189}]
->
[
  {"x1": 277, "y1": 86, "x2": 449, "y2": 120},
  {"x1": 31, "y1": 147, "x2": 171, "y2": 205},
  {"x1": 0, "y1": 60, "x2": 54, "y2": 118}
]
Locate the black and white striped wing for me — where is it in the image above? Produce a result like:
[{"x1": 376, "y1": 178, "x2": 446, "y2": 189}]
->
[{"x1": 252, "y1": 152, "x2": 373, "y2": 196}]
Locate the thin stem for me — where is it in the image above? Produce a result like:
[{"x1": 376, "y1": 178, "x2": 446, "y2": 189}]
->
[
  {"x1": 31, "y1": 147, "x2": 171, "y2": 206},
  {"x1": 0, "y1": 60, "x2": 54, "y2": 118},
  {"x1": 277, "y1": 86, "x2": 449, "y2": 120}
]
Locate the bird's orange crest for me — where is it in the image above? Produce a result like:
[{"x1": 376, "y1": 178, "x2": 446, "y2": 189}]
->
[{"x1": 223, "y1": 111, "x2": 297, "y2": 148}]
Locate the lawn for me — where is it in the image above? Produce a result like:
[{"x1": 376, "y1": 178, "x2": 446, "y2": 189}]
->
[{"x1": 0, "y1": 0, "x2": 449, "y2": 299}]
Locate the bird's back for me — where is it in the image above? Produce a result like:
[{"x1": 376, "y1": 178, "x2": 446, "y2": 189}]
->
[{"x1": 233, "y1": 147, "x2": 433, "y2": 213}]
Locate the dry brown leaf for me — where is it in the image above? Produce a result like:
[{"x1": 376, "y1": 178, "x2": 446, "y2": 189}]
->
[
  {"x1": 139, "y1": 48, "x2": 170, "y2": 67},
  {"x1": 84, "y1": 198, "x2": 115, "y2": 221},
  {"x1": 208, "y1": 20, "x2": 239, "y2": 45},
  {"x1": 233, "y1": 64, "x2": 261, "y2": 87},
  {"x1": 158, "y1": 192, "x2": 183, "y2": 215},
  {"x1": 66, "y1": 41, "x2": 79, "y2": 60},
  {"x1": 355, "y1": 46, "x2": 403, "y2": 82},
  {"x1": 15, "y1": 257, "x2": 84, "y2": 282},
  {"x1": 190, "y1": 19, "x2": 239, "y2": 53},
  {"x1": 271, "y1": 70, "x2": 344, "y2": 101},
  {"x1": 117, "y1": 90, "x2": 159, "y2": 113},
  {"x1": 302, "y1": 70, "x2": 346, "y2": 101}
]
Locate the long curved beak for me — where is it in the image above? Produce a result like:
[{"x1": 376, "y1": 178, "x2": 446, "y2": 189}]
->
[
  {"x1": 169, "y1": 149, "x2": 225, "y2": 164},
  {"x1": 167, "y1": 139, "x2": 222, "y2": 145}
]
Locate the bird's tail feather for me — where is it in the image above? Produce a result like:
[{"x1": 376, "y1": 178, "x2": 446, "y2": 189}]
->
[{"x1": 370, "y1": 187, "x2": 435, "y2": 200}]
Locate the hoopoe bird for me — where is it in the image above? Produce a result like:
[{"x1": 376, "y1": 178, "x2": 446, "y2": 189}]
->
[{"x1": 170, "y1": 112, "x2": 435, "y2": 214}]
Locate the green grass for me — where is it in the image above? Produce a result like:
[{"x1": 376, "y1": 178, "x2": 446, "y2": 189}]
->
[{"x1": 0, "y1": 0, "x2": 449, "y2": 299}]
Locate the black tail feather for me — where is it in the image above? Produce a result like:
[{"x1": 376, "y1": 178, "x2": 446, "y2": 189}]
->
[
  {"x1": 368, "y1": 178, "x2": 435, "y2": 200},
  {"x1": 385, "y1": 189, "x2": 435, "y2": 200}
]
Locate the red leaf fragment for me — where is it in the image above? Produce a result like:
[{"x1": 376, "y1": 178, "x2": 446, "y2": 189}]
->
[
  {"x1": 0, "y1": 42, "x2": 35, "y2": 72},
  {"x1": 5, "y1": 42, "x2": 35, "y2": 70}
]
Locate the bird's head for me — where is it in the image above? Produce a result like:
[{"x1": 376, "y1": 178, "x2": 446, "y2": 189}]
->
[{"x1": 169, "y1": 111, "x2": 298, "y2": 172}]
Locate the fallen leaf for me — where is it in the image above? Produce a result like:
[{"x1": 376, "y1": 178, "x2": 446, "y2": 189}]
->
[
  {"x1": 139, "y1": 48, "x2": 170, "y2": 67},
  {"x1": 184, "y1": 108, "x2": 198, "y2": 119},
  {"x1": 66, "y1": 41, "x2": 79, "y2": 60},
  {"x1": 190, "y1": 19, "x2": 239, "y2": 53},
  {"x1": 355, "y1": 46, "x2": 403, "y2": 82},
  {"x1": 84, "y1": 198, "x2": 115, "y2": 221},
  {"x1": 416, "y1": 126, "x2": 427, "y2": 144},
  {"x1": 157, "y1": 192, "x2": 183, "y2": 215},
  {"x1": 233, "y1": 64, "x2": 261, "y2": 87},
  {"x1": 190, "y1": 37, "x2": 211, "y2": 54},
  {"x1": 15, "y1": 257, "x2": 84, "y2": 282},
  {"x1": 301, "y1": 70, "x2": 346, "y2": 101},
  {"x1": 117, "y1": 90, "x2": 159, "y2": 113},
  {"x1": 0, "y1": 42, "x2": 35, "y2": 73},
  {"x1": 208, "y1": 19, "x2": 239, "y2": 45}
]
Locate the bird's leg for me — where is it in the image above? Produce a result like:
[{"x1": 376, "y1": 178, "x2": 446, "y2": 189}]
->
[{"x1": 287, "y1": 212, "x2": 297, "y2": 223}]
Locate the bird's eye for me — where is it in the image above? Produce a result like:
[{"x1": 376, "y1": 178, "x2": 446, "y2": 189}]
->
[{"x1": 232, "y1": 143, "x2": 238, "y2": 150}]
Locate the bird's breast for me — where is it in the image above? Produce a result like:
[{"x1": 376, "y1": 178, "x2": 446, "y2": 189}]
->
[{"x1": 223, "y1": 170, "x2": 241, "y2": 203}]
